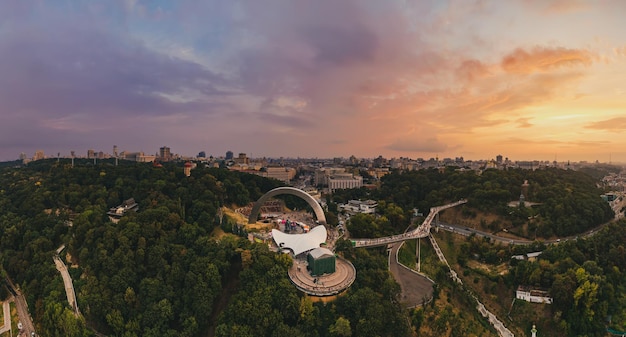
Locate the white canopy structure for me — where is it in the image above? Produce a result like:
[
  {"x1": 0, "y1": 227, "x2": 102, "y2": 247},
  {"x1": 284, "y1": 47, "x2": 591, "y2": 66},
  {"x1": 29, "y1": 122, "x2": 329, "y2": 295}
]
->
[{"x1": 272, "y1": 225, "x2": 327, "y2": 256}]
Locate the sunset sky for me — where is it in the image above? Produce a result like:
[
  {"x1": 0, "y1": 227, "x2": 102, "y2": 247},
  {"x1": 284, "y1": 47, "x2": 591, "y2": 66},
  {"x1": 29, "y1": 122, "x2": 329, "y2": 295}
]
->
[{"x1": 1, "y1": 0, "x2": 626, "y2": 162}]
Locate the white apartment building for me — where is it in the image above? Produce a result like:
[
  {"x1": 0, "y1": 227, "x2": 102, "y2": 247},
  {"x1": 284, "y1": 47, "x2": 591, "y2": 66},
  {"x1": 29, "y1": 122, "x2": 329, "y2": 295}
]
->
[
  {"x1": 263, "y1": 167, "x2": 296, "y2": 183},
  {"x1": 315, "y1": 167, "x2": 347, "y2": 186},
  {"x1": 328, "y1": 173, "x2": 363, "y2": 192}
]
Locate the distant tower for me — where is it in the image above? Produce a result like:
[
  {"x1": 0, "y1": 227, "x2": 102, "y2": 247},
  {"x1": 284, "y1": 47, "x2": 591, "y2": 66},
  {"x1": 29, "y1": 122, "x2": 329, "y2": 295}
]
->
[
  {"x1": 71, "y1": 151, "x2": 75, "y2": 168},
  {"x1": 520, "y1": 180, "x2": 529, "y2": 207},
  {"x1": 225, "y1": 150, "x2": 234, "y2": 160},
  {"x1": 237, "y1": 153, "x2": 249, "y2": 164},
  {"x1": 496, "y1": 154, "x2": 503, "y2": 164},
  {"x1": 184, "y1": 161, "x2": 193, "y2": 177},
  {"x1": 522, "y1": 180, "x2": 529, "y2": 197},
  {"x1": 198, "y1": 151, "x2": 206, "y2": 159},
  {"x1": 87, "y1": 149, "x2": 95, "y2": 159},
  {"x1": 34, "y1": 150, "x2": 45, "y2": 161},
  {"x1": 159, "y1": 146, "x2": 171, "y2": 162},
  {"x1": 113, "y1": 145, "x2": 118, "y2": 166},
  {"x1": 531, "y1": 324, "x2": 537, "y2": 337}
]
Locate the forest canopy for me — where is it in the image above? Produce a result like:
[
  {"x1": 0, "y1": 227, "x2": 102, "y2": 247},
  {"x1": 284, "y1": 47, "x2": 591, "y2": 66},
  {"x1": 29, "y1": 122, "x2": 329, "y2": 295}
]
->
[{"x1": 0, "y1": 159, "x2": 408, "y2": 336}]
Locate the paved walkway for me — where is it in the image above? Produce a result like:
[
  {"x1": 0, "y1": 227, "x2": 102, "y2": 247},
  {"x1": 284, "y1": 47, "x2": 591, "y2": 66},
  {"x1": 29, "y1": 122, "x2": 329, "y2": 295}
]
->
[
  {"x1": 54, "y1": 251, "x2": 81, "y2": 316},
  {"x1": 388, "y1": 241, "x2": 434, "y2": 308},
  {"x1": 429, "y1": 234, "x2": 513, "y2": 337},
  {"x1": 0, "y1": 300, "x2": 10, "y2": 335},
  {"x1": 288, "y1": 257, "x2": 356, "y2": 296},
  {"x1": 352, "y1": 199, "x2": 467, "y2": 247}
]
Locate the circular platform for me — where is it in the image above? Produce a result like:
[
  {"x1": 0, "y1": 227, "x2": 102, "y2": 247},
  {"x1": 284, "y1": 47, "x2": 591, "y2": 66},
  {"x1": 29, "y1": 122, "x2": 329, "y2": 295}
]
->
[{"x1": 288, "y1": 256, "x2": 356, "y2": 297}]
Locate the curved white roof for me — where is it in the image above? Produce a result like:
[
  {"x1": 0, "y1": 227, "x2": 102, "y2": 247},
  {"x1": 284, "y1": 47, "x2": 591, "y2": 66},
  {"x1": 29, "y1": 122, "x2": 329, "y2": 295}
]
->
[{"x1": 272, "y1": 225, "x2": 327, "y2": 256}]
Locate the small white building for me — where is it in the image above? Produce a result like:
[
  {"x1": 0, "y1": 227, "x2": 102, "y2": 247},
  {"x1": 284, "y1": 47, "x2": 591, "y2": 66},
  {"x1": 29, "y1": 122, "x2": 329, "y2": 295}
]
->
[
  {"x1": 339, "y1": 200, "x2": 377, "y2": 214},
  {"x1": 516, "y1": 286, "x2": 553, "y2": 304},
  {"x1": 107, "y1": 198, "x2": 139, "y2": 223},
  {"x1": 511, "y1": 251, "x2": 543, "y2": 261}
]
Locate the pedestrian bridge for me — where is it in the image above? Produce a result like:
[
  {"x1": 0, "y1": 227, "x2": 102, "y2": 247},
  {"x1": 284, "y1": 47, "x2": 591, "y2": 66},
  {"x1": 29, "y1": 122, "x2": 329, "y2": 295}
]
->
[{"x1": 350, "y1": 199, "x2": 467, "y2": 248}]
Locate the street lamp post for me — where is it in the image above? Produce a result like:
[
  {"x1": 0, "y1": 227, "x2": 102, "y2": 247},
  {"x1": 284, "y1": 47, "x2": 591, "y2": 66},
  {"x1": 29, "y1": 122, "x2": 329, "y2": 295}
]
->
[{"x1": 416, "y1": 237, "x2": 421, "y2": 272}]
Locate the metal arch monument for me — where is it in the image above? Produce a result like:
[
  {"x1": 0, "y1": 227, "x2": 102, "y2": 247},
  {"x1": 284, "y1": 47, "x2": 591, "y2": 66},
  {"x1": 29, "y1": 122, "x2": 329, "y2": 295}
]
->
[{"x1": 247, "y1": 187, "x2": 327, "y2": 225}]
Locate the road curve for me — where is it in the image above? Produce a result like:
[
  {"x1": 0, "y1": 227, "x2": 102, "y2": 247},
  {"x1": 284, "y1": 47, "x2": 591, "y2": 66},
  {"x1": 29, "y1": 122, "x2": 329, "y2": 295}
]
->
[
  {"x1": 388, "y1": 241, "x2": 433, "y2": 308},
  {"x1": 352, "y1": 199, "x2": 467, "y2": 247},
  {"x1": 53, "y1": 247, "x2": 81, "y2": 317}
]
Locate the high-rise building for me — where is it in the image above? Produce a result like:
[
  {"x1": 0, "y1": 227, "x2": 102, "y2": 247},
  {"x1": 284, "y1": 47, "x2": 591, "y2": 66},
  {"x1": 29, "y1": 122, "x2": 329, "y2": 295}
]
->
[
  {"x1": 184, "y1": 161, "x2": 194, "y2": 177},
  {"x1": 496, "y1": 154, "x2": 503, "y2": 164},
  {"x1": 159, "y1": 146, "x2": 171, "y2": 162},
  {"x1": 34, "y1": 150, "x2": 45, "y2": 161},
  {"x1": 113, "y1": 145, "x2": 118, "y2": 157},
  {"x1": 234, "y1": 153, "x2": 249, "y2": 165},
  {"x1": 225, "y1": 150, "x2": 233, "y2": 160},
  {"x1": 87, "y1": 149, "x2": 95, "y2": 159},
  {"x1": 198, "y1": 151, "x2": 206, "y2": 158}
]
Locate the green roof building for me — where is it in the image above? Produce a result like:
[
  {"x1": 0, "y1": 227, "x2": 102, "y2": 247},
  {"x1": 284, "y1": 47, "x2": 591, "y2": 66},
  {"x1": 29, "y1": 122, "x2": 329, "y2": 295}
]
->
[{"x1": 307, "y1": 247, "x2": 336, "y2": 276}]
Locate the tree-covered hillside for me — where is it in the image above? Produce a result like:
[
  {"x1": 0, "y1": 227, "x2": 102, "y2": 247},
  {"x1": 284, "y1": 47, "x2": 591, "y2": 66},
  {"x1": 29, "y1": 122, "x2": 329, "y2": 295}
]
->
[
  {"x1": 0, "y1": 160, "x2": 280, "y2": 335},
  {"x1": 512, "y1": 220, "x2": 626, "y2": 336},
  {"x1": 0, "y1": 160, "x2": 409, "y2": 336},
  {"x1": 333, "y1": 167, "x2": 614, "y2": 238}
]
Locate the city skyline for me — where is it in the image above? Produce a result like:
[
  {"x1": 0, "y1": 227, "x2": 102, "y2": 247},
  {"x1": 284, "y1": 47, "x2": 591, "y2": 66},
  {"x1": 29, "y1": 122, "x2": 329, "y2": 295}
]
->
[
  {"x1": 13, "y1": 146, "x2": 621, "y2": 166},
  {"x1": 1, "y1": 1, "x2": 626, "y2": 162}
]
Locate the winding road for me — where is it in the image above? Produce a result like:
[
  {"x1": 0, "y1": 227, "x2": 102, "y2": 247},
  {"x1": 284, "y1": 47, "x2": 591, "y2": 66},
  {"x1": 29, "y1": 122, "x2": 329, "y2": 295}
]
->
[
  {"x1": 388, "y1": 241, "x2": 434, "y2": 308},
  {"x1": 351, "y1": 199, "x2": 467, "y2": 247},
  {"x1": 54, "y1": 245, "x2": 81, "y2": 317}
]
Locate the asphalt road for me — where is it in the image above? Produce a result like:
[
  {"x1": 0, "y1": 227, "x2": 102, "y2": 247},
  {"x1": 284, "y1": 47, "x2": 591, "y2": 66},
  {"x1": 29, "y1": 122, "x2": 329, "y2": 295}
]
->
[
  {"x1": 388, "y1": 241, "x2": 434, "y2": 308},
  {"x1": 53, "y1": 254, "x2": 80, "y2": 316},
  {"x1": 433, "y1": 221, "x2": 593, "y2": 245},
  {"x1": 5, "y1": 278, "x2": 36, "y2": 337}
]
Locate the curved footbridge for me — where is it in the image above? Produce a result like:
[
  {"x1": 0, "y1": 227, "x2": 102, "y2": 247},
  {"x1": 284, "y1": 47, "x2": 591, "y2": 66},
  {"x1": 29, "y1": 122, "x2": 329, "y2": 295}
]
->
[{"x1": 350, "y1": 199, "x2": 467, "y2": 248}]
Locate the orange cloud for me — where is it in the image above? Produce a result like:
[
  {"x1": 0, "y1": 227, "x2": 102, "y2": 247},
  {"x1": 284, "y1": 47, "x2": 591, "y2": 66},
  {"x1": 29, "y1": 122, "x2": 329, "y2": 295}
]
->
[
  {"x1": 501, "y1": 47, "x2": 593, "y2": 74},
  {"x1": 386, "y1": 135, "x2": 449, "y2": 153},
  {"x1": 544, "y1": 0, "x2": 587, "y2": 14},
  {"x1": 515, "y1": 118, "x2": 533, "y2": 128},
  {"x1": 456, "y1": 59, "x2": 490, "y2": 82},
  {"x1": 585, "y1": 117, "x2": 626, "y2": 132},
  {"x1": 500, "y1": 137, "x2": 608, "y2": 147},
  {"x1": 522, "y1": 0, "x2": 587, "y2": 14},
  {"x1": 615, "y1": 46, "x2": 626, "y2": 57}
]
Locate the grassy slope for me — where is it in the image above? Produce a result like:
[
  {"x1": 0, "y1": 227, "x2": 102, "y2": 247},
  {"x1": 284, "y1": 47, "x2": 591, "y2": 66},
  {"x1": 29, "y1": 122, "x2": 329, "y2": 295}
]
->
[
  {"x1": 417, "y1": 230, "x2": 564, "y2": 336},
  {"x1": 398, "y1": 237, "x2": 499, "y2": 336}
]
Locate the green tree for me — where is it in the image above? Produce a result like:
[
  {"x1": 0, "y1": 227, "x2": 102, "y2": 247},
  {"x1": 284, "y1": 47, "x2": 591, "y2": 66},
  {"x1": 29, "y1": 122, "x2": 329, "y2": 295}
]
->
[{"x1": 329, "y1": 316, "x2": 352, "y2": 337}]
